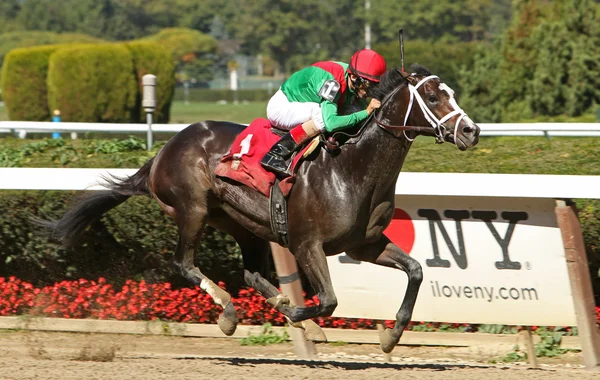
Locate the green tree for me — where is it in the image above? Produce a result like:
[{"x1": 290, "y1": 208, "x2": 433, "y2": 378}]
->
[
  {"x1": 230, "y1": 0, "x2": 313, "y2": 75},
  {"x1": 230, "y1": 0, "x2": 368, "y2": 75},
  {"x1": 562, "y1": 0, "x2": 600, "y2": 116},
  {"x1": 497, "y1": 0, "x2": 549, "y2": 121},
  {"x1": 530, "y1": 20, "x2": 571, "y2": 116},
  {"x1": 368, "y1": 0, "x2": 512, "y2": 44},
  {"x1": 456, "y1": 41, "x2": 504, "y2": 122},
  {"x1": 374, "y1": 39, "x2": 480, "y2": 94},
  {"x1": 0, "y1": 0, "x2": 22, "y2": 33},
  {"x1": 457, "y1": 0, "x2": 599, "y2": 122}
]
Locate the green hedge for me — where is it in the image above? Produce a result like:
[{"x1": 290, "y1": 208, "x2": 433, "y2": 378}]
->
[
  {"x1": 47, "y1": 44, "x2": 137, "y2": 123},
  {"x1": 126, "y1": 41, "x2": 175, "y2": 124},
  {"x1": 173, "y1": 88, "x2": 273, "y2": 102},
  {"x1": 0, "y1": 31, "x2": 104, "y2": 92},
  {"x1": 0, "y1": 45, "x2": 61, "y2": 121},
  {"x1": 0, "y1": 191, "x2": 248, "y2": 291},
  {"x1": 2, "y1": 42, "x2": 175, "y2": 123}
]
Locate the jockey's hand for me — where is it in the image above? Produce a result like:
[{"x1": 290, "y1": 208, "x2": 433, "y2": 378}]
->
[{"x1": 366, "y1": 99, "x2": 381, "y2": 115}]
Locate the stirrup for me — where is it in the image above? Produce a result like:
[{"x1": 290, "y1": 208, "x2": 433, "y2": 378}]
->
[{"x1": 261, "y1": 153, "x2": 292, "y2": 177}]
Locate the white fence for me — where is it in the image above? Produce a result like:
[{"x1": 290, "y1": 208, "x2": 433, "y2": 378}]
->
[
  {"x1": 1, "y1": 121, "x2": 599, "y2": 137},
  {"x1": 2, "y1": 168, "x2": 600, "y2": 198},
  {"x1": 1, "y1": 168, "x2": 600, "y2": 367}
]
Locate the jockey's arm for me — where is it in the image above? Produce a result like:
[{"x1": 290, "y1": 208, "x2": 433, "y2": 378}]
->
[{"x1": 320, "y1": 101, "x2": 369, "y2": 133}]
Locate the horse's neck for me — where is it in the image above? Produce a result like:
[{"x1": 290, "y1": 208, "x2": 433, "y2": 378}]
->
[{"x1": 343, "y1": 121, "x2": 412, "y2": 192}]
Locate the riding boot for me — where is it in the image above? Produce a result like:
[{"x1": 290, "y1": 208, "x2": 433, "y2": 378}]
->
[
  {"x1": 261, "y1": 133, "x2": 298, "y2": 176},
  {"x1": 261, "y1": 122, "x2": 320, "y2": 177}
]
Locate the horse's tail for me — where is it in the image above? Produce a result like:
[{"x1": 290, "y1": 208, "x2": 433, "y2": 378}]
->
[{"x1": 36, "y1": 157, "x2": 155, "y2": 248}]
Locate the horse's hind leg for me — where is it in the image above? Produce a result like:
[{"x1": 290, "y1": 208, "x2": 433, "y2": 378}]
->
[
  {"x1": 346, "y1": 236, "x2": 423, "y2": 353},
  {"x1": 234, "y1": 235, "x2": 326, "y2": 341},
  {"x1": 170, "y1": 209, "x2": 238, "y2": 336}
]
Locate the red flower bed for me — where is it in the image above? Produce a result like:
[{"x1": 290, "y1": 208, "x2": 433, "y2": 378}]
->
[
  {"x1": 0, "y1": 276, "x2": 386, "y2": 328},
  {"x1": 1, "y1": 277, "x2": 598, "y2": 331}
]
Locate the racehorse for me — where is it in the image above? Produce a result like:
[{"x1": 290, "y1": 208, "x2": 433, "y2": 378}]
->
[{"x1": 39, "y1": 64, "x2": 480, "y2": 353}]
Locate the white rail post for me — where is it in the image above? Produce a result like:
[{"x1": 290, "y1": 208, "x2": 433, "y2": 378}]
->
[
  {"x1": 270, "y1": 243, "x2": 317, "y2": 358},
  {"x1": 142, "y1": 74, "x2": 157, "y2": 151},
  {"x1": 555, "y1": 200, "x2": 600, "y2": 370}
]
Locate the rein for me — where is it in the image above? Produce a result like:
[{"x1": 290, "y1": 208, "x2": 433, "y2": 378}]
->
[
  {"x1": 373, "y1": 77, "x2": 436, "y2": 137},
  {"x1": 374, "y1": 71, "x2": 469, "y2": 144},
  {"x1": 328, "y1": 70, "x2": 470, "y2": 145}
]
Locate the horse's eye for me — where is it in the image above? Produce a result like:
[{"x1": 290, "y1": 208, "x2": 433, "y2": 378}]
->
[{"x1": 427, "y1": 95, "x2": 438, "y2": 104}]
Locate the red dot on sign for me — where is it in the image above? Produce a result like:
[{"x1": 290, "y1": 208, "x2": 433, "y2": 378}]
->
[{"x1": 383, "y1": 208, "x2": 415, "y2": 254}]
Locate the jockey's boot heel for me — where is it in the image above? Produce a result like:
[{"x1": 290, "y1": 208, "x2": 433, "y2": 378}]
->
[{"x1": 261, "y1": 133, "x2": 298, "y2": 177}]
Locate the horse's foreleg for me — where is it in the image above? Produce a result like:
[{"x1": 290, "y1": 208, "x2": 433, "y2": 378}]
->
[
  {"x1": 170, "y1": 212, "x2": 237, "y2": 336},
  {"x1": 287, "y1": 244, "x2": 338, "y2": 322},
  {"x1": 243, "y1": 269, "x2": 326, "y2": 341},
  {"x1": 247, "y1": 243, "x2": 337, "y2": 324},
  {"x1": 347, "y1": 236, "x2": 423, "y2": 353}
]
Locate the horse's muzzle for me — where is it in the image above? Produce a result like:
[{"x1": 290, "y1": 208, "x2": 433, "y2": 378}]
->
[{"x1": 450, "y1": 121, "x2": 480, "y2": 150}]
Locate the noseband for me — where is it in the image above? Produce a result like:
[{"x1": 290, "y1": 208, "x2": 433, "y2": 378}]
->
[{"x1": 374, "y1": 72, "x2": 470, "y2": 144}]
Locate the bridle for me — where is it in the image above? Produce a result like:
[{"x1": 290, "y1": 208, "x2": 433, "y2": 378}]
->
[{"x1": 374, "y1": 70, "x2": 470, "y2": 144}]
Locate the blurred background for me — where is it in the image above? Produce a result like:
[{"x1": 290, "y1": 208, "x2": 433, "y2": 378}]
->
[{"x1": 0, "y1": 0, "x2": 598, "y2": 125}]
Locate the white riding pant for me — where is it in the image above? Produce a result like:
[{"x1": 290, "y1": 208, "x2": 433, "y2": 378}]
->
[{"x1": 266, "y1": 89, "x2": 326, "y2": 132}]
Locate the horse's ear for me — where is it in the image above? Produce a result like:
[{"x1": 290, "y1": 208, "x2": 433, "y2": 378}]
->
[
  {"x1": 396, "y1": 68, "x2": 418, "y2": 86},
  {"x1": 405, "y1": 75, "x2": 419, "y2": 86}
]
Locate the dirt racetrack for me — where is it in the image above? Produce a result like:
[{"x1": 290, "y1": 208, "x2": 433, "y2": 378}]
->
[{"x1": 0, "y1": 330, "x2": 597, "y2": 380}]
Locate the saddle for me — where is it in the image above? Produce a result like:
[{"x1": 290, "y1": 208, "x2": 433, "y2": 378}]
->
[
  {"x1": 214, "y1": 118, "x2": 321, "y2": 198},
  {"x1": 215, "y1": 118, "x2": 325, "y2": 246}
]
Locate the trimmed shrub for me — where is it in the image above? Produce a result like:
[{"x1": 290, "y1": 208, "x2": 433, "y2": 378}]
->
[
  {"x1": 0, "y1": 31, "x2": 103, "y2": 74},
  {"x1": 142, "y1": 28, "x2": 217, "y2": 63},
  {"x1": 1, "y1": 45, "x2": 61, "y2": 121},
  {"x1": 126, "y1": 41, "x2": 175, "y2": 124},
  {"x1": 142, "y1": 28, "x2": 218, "y2": 85},
  {"x1": 47, "y1": 44, "x2": 137, "y2": 122}
]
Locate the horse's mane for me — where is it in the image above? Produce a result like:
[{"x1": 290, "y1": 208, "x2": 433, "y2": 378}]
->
[{"x1": 368, "y1": 63, "x2": 432, "y2": 101}]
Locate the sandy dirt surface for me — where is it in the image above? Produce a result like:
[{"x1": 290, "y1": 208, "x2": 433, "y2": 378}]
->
[{"x1": 0, "y1": 330, "x2": 597, "y2": 380}]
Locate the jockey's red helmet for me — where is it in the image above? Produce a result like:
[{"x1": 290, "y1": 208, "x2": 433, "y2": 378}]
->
[{"x1": 348, "y1": 49, "x2": 387, "y2": 83}]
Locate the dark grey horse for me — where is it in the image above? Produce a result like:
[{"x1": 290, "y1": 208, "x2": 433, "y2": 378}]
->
[{"x1": 40, "y1": 65, "x2": 480, "y2": 353}]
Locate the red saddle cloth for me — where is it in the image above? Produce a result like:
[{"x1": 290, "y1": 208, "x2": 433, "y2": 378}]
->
[{"x1": 214, "y1": 118, "x2": 313, "y2": 198}]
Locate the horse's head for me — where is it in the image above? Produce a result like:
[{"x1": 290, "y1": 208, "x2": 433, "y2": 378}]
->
[{"x1": 371, "y1": 65, "x2": 480, "y2": 151}]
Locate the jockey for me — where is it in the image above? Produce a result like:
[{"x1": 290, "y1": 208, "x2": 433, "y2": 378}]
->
[{"x1": 261, "y1": 49, "x2": 387, "y2": 176}]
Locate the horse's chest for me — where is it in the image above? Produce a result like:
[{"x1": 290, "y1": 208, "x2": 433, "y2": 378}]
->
[{"x1": 363, "y1": 201, "x2": 395, "y2": 242}]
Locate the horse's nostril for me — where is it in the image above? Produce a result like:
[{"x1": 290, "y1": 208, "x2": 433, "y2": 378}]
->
[{"x1": 462, "y1": 126, "x2": 473, "y2": 134}]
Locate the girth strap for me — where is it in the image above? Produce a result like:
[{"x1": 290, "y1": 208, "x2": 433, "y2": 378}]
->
[{"x1": 269, "y1": 179, "x2": 289, "y2": 247}]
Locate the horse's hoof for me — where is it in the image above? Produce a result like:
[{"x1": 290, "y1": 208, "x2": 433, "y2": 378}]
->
[
  {"x1": 301, "y1": 320, "x2": 327, "y2": 341},
  {"x1": 284, "y1": 316, "x2": 303, "y2": 329},
  {"x1": 267, "y1": 295, "x2": 290, "y2": 309},
  {"x1": 217, "y1": 303, "x2": 237, "y2": 336},
  {"x1": 378, "y1": 327, "x2": 398, "y2": 354}
]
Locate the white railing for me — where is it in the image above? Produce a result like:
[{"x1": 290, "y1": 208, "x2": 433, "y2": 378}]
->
[
  {"x1": 1, "y1": 121, "x2": 599, "y2": 137},
  {"x1": 2, "y1": 168, "x2": 600, "y2": 199}
]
